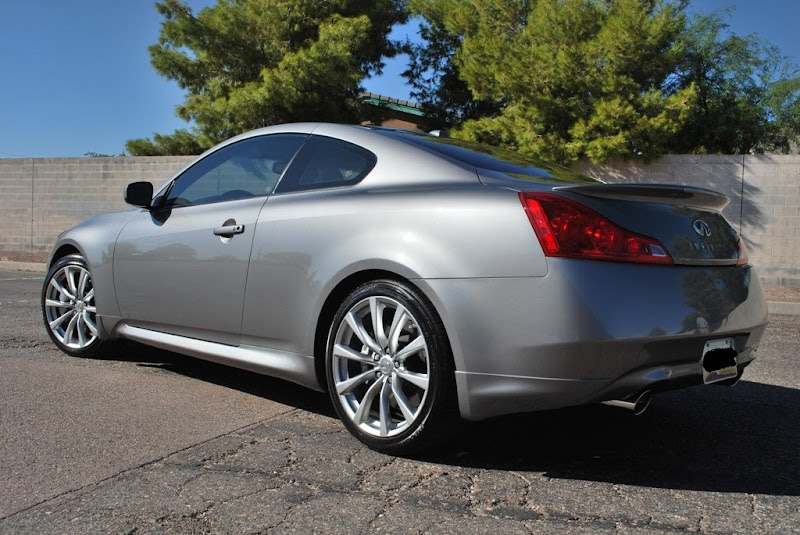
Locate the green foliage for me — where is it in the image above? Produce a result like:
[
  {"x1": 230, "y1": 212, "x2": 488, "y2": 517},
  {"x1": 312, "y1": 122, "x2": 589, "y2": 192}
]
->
[
  {"x1": 131, "y1": 0, "x2": 800, "y2": 158},
  {"x1": 127, "y1": 0, "x2": 406, "y2": 155},
  {"x1": 670, "y1": 10, "x2": 800, "y2": 154},
  {"x1": 766, "y1": 77, "x2": 800, "y2": 152},
  {"x1": 402, "y1": 3, "x2": 500, "y2": 126},
  {"x1": 126, "y1": 129, "x2": 205, "y2": 156},
  {"x1": 407, "y1": 0, "x2": 695, "y2": 163},
  {"x1": 407, "y1": 0, "x2": 800, "y2": 162}
]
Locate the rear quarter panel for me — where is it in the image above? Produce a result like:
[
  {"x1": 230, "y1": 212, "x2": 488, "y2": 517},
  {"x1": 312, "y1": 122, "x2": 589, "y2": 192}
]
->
[{"x1": 240, "y1": 183, "x2": 548, "y2": 355}]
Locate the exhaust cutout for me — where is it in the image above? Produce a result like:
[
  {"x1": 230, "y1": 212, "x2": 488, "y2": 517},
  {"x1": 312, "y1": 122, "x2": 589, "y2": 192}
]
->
[{"x1": 601, "y1": 390, "x2": 653, "y2": 416}]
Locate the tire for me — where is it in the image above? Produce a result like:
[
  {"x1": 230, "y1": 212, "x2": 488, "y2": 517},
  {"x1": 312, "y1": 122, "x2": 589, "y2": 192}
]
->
[
  {"x1": 41, "y1": 254, "x2": 106, "y2": 357},
  {"x1": 325, "y1": 279, "x2": 457, "y2": 455}
]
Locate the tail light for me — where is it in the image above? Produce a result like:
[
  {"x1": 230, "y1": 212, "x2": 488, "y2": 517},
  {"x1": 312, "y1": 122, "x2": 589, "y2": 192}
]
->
[
  {"x1": 519, "y1": 192, "x2": 672, "y2": 265},
  {"x1": 736, "y1": 237, "x2": 749, "y2": 266}
]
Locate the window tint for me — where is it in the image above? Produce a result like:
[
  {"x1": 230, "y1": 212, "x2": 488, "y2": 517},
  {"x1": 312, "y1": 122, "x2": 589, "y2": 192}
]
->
[
  {"x1": 162, "y1": 134, "x2": 308, "y2": 207},
  {"x1": 275, "y1": 136, "x2": 376, "y2": 194},
  {"x1": 371, "y1": 128, "x2": 596, "y2": 184}
]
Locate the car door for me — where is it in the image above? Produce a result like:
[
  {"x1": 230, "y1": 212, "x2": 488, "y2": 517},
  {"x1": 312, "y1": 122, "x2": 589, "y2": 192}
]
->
[
  {"x1": 240, "y1": 135, "x2": 378, "y2": 352},
  {"x1": 113, "y1": 133, "x2": 308, "y2": 346}
]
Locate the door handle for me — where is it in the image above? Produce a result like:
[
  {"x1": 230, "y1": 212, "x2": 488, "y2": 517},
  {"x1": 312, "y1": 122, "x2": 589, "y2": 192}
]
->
[{"x1": 213, "y1": 224, "x2": 245, "y2": 237}]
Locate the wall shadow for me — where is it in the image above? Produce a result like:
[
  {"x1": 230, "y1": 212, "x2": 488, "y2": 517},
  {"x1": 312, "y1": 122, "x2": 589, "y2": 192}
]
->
[{"x1": 739, "y1": 177, "x2": 765, "y2": 236}]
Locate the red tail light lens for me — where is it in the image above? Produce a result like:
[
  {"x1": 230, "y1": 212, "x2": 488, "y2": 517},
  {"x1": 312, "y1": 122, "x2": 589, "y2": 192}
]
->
[
  {"x1": 519, "y1": 192, "x2": 672, "y2": 264},
  {"x1": 736, "y1": 237, "x2": 749, "y2": 266}
]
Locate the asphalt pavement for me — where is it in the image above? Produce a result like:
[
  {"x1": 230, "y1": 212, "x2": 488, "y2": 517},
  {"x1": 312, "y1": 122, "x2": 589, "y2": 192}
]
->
[{"x1": 1, "y1": 267, "x2": 798, "y2": 533}]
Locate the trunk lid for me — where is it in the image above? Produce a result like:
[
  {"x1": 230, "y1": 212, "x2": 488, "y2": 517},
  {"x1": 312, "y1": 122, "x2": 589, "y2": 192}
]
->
[{"x1": 554, "y1": 184, "x2": 744, "y2": 266}]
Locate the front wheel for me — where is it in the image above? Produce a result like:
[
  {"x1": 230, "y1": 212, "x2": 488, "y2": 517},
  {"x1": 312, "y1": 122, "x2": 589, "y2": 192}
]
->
[
  {"x1": 42, "y1": 254, "x2": 105, "y2": 357},
  {"x1": 326, "y1": 279, "x2": 457, "y2": 455}
]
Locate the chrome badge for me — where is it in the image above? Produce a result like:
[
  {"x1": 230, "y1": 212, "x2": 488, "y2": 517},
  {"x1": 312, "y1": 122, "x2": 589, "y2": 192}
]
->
[{"x1": 692, "y1": 219, "x2": 712, "y2": 237}]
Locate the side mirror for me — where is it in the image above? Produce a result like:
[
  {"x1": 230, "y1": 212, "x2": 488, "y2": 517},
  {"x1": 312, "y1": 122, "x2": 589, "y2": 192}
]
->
[{"x1": 124, "y1": 181, "x2": 154, "y2": 208}]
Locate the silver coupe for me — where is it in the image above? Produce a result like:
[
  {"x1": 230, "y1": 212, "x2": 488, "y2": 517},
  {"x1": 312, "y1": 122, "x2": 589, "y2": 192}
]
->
[{"x1": 42, "y1": 123, "x2": 769, "y2": 454}]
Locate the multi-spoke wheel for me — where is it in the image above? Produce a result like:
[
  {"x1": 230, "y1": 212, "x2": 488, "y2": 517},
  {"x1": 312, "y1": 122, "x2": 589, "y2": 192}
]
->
[
  {"x1": 326, "y1": 279, "x2": 456, "y2": 454},
  {"x1": 42, "y1": 254, "x2": 104, "y2": 356}
]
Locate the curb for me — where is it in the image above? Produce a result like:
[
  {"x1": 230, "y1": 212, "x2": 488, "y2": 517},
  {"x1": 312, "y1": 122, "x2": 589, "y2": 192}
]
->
[
  {"x1": 1, "y1": 261, "x2": 799, "y2": 315},
  {"x1": 0, "y1": 261, "x2": 47, "y2": 274},
  {"x1": 768, "y1": 301, "x2": 800, "y2": 316}
]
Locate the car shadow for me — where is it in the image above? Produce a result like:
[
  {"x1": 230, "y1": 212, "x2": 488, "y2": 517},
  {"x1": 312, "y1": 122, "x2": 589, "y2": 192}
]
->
[
  {"x1": 105, "y1": 340, "x2": 335, "y2": 418},
  {"x1": 103, "y1": 343, "x2": 797, "y2": 497},
  {"x1": 426, "y1": 380, "x2": 799, "y2": 497}
]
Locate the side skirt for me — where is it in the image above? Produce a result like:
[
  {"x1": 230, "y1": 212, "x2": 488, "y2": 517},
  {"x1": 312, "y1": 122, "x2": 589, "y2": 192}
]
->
[{"x1": 115, "y1": 324, "x2": 322, "y2": 391}]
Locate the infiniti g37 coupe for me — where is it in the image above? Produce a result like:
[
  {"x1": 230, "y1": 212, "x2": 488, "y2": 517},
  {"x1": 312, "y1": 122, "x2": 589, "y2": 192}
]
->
[{"x1": 41, "y1": 123, "x2": 768, "y2": 454}]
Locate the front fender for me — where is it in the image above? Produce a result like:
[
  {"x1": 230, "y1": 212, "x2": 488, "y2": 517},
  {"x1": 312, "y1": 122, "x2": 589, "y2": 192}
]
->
[{"x1": 47, "y1": 210, "x2": 141, "y2": 326}]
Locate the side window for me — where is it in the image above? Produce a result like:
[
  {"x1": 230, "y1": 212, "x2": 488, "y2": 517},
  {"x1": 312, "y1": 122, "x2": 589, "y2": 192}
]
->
[
  {"x1": 162, "y1": 134, "x2": 308, "y2": 207},
  {"x1": 275, "y1": 136, "x2": 376, "y2": 194}
]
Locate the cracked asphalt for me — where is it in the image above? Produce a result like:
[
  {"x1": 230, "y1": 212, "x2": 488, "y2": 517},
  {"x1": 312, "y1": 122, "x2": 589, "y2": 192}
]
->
[{"x1": 1, "y1": 267, "x2": 799, "y2": 533}]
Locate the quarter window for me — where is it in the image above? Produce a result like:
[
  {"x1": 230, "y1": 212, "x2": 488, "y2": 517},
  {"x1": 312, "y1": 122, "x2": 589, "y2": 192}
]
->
[{"x1": 275, "y1": 136, "x2": 376, "y2": 194}]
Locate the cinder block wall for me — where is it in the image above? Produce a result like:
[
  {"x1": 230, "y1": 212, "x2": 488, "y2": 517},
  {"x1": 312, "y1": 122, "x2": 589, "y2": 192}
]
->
[
  {"x1": 1, "y1": 154, "x2": 798, "y2": 286},
  {"x1": 0, "y1": 157, "x2": 193, "y2": 254}
]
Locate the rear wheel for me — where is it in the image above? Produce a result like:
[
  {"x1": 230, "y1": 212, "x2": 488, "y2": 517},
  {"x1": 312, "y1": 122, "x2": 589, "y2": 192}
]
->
[
  {"x1": 42, "y1": 254, "x2": 105, "y2": 357},
  {"x1": 326, "y1": 279, "x2": 457, "y2": 455}
]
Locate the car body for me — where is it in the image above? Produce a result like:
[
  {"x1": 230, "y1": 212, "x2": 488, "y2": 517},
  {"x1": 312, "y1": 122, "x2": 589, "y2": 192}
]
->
[{"x1": 42, "y1": 123, "x2": 769, "y2": 454}]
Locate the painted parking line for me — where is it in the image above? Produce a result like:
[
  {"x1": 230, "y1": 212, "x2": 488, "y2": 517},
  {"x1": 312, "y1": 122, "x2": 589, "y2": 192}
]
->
[{"x1": 0, "y1": 277, "x2": 42, "y2": 281}]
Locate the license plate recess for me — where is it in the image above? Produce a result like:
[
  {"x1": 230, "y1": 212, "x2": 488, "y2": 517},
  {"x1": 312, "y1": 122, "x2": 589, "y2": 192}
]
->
[{"x1": 701, "y1": 338, "x2": 738, "y2": 384}]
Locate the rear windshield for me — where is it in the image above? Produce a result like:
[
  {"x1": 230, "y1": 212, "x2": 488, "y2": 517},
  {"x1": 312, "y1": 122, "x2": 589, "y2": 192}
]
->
[{"x1": 369, "y1": 128, "x2": 596, "y2": 184}]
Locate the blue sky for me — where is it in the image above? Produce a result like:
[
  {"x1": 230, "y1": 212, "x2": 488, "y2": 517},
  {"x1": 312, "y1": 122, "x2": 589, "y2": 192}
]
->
[{"x1": 1, "y1": 0, "x2": 798, "y2": 158}]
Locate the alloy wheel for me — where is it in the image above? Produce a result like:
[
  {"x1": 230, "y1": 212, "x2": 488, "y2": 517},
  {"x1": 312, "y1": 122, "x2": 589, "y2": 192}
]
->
[
  {"x1": 44, "y1": 263, "x2": 98, "y2": 349},
  {"x1": 331, "y1": 295, "x2": 431, "y2": 438}
]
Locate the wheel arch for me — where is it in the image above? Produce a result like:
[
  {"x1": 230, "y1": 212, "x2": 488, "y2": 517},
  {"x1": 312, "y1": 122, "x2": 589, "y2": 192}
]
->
[
  {"x1": 47, "y1": 243, "x2": 83, "y2": 270},
  {"x1": 311, "y1": 269, "x2": 457, "y2": 395}
]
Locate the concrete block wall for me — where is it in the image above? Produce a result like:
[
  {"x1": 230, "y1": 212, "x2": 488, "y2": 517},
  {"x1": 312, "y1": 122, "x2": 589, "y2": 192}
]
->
[
  {"x1": 0, "y1": 159, "x2": 34, "y2": 253},
  {"x1": 741, "y1": 156, "x2": 800, "y2": 287},
  {"x1": 575, "y1": 155, "x2": 800, "y2": 287},
  {"x1": 1, "y1": 154, "x2": 798, "y2": 286},
  {"x1": 0, "y1": 156, "x2": 193, "y2": 254}
]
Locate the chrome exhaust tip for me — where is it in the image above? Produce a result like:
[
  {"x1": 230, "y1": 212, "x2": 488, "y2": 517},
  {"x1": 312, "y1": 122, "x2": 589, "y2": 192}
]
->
[{"x1": 601, "y1": 390, "x2": 653, "y2": 416}]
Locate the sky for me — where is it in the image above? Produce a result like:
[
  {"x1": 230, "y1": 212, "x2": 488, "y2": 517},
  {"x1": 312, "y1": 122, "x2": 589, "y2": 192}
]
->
[{"x1": 1, "y1": 0, "x2": 799, "y2": 158}]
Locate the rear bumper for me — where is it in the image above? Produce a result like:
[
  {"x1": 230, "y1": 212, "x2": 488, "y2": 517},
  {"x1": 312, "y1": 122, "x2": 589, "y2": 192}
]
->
[
  {"x1": 453, "y1": 347, "x2": 758, "y2": 421},
  {"x1": 417, "y1": 259, "x2": 769, "y2": 421}
]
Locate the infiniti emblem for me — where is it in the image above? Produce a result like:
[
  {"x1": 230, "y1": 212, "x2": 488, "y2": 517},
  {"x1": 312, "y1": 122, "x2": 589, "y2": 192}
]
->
[{"x1": 692, "y1": 220, "x2": 712, "y2": 237}]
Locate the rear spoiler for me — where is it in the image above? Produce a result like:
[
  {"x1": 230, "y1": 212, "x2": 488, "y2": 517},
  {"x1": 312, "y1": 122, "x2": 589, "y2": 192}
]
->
[{"x1": 555, "y1": 184, "x2": 730, "y2": 211}]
